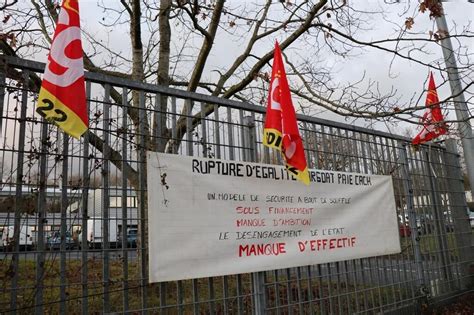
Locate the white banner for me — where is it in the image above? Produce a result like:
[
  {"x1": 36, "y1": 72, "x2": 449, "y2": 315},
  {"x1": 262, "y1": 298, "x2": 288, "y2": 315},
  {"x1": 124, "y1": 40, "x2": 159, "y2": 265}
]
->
[{"x1": 147, "y1": 153, "x2": 401, "y2": 282}]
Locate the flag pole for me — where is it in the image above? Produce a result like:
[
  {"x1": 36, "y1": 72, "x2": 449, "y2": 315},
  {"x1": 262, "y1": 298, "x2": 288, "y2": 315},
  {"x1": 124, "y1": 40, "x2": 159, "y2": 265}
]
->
[{"x1": 435, "y1": 2, "x2": 474, "y2": 199}]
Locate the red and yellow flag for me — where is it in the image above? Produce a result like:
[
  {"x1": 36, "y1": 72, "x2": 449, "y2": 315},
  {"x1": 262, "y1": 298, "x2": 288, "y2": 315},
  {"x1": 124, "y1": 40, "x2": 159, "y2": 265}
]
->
[
  {"x1": 412, "y1": 72, "x2": 447, "y2": 145},
  {"x1": 36, "y1": 0, "x2": 88, "y2": 139},
  {"x1": 263, "y1": 42, "x2": 310, "y2": 185}
]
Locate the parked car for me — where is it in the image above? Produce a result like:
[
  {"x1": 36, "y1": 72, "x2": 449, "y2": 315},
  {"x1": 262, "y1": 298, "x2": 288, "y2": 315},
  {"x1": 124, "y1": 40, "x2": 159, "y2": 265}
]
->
[
  {"x1": 126, "y1": 228, "x2": 137, "y2": 248},
  {"x1": 397, "y1": 214, "x2": 411, "y2": 237},
  {"x1": 399, "y1": 222, "x2": 411, "y2": 237},
  {"x1": 46, "y1": 231, "x2": 76, "y2": 250},
  {"x1": 118, "y1": 227, "x2": 138, "y2": 248},
  {"x1": 1, "y1": 225, "x2": 34, "y2": 251}
]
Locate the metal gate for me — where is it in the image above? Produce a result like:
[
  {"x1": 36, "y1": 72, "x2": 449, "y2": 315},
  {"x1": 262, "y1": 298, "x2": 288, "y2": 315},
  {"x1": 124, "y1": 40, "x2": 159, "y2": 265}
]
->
[{"x1": 0, "y1": 56, "x2": 472, "y2": 314}]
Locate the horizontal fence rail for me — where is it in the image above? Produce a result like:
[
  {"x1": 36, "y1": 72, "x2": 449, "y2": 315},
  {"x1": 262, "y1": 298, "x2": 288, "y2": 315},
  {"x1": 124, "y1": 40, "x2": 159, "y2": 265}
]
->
[{"x1": 0, "y1": 56, "x2": 472, "y2": 314}]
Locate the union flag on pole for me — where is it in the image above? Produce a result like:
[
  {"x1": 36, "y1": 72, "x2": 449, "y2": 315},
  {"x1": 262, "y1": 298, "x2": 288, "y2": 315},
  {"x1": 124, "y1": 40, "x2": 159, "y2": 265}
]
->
[
  {"x1": 263, "y1": 42, "x2": 310, "y2": 185},
  {"x1": 36, "y1": 0, "x2": 88, "y2": 139},
  {"x1": 412, "y1": 72, "x2": 447, "y2": 145}
]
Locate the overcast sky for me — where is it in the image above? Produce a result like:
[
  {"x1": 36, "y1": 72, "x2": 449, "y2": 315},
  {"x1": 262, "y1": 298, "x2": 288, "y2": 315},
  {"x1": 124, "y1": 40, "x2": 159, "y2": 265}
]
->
[
  {"x1": 79, "y1": 1, "x2": 471, "y2": 124},
  {"x1": 26, "y1": 0, "x2": 474, "y2": 133}
]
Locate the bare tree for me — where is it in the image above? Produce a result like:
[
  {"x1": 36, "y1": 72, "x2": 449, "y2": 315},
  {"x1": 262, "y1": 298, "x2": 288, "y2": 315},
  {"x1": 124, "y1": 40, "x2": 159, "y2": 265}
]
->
[{"x1": 0, "y1": 0, "x2": 472, "y2": 188}]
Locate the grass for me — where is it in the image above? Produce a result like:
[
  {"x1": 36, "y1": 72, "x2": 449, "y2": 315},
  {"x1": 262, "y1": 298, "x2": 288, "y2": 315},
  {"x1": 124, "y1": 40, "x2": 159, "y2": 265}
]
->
[
  {"x1": 0, "y1": 258, "x2": 256, "y2": 314},
  {"x1": 399, "y1": 231, "x2": 460, "y2": 260},
  {"x1": 0, "y1": 258, "x2": 145, "y2": 313},
  {"x1": 0, "y1": 250, "x2": 445, "y2": 314}
]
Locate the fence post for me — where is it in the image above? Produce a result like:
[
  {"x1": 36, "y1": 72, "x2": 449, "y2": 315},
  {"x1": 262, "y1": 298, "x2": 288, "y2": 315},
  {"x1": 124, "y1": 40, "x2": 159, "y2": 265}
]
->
[
  {"x1": 398, "y1": 143, "x2": 429, "y2": 300},
  {"x1": 243, "y1": 115, "x2": 266, "y2": 315},
  {"x1": 138, "y1": 91, "x2": 149, "y2": 314},
  {"x1": 60, "y1": 132, "x2": 69, "y2": 315},
  {"x1": 102, "y1": 84, "x2": 111, "y2": 313},
  {"x1": 443, "y1": 139, "x2": 474, "y2": 289},
  {"x1": 35, "y1": 84, "x2": 49, "y2": 315},
  {"x1": 80, "y1": 81, "x2": 91, "y2": 315},
  {"x1": 121, "y1": 87, "x2": 130, "y2": 312},
  {"x1": 9, "y1": 70, "x2": 29, "y2": 314}
]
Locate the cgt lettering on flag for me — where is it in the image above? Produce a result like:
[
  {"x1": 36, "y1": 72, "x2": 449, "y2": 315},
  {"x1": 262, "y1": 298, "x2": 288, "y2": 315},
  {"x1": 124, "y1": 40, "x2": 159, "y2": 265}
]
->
[
  {"x1": 36, "y1": 0, "x2": 88, "y2": 139},
  {"x1": 263, "y1": 42, "x2": 310, "y2": 185}
]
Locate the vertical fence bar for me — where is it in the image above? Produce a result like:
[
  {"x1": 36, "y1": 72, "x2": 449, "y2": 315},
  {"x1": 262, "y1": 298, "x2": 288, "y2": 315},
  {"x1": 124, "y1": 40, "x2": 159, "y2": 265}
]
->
[
  {"x1": 177, "y1": 281, "x2": 184, "y2": 315},
  {"x1": 271, "y1": 270, "x2": 280, "y2": 314},
  {"x1": 154, "y1": 93, "x2": 165, "y2": 152},
  {"x1": 263, "y1": 113, "x2": 270, "y2": 165},
  {"x1": 302, "y1": 122, "x2": 310, "y2": 168},
  {"x1": 359, "y1": 133, "x2": 376, "y2": 310},
  {"x1": 239, "y1": 110, "x2": 246, "y2": 161},
  {"x1": 227, "y1": 107, "x2": 234, "y2": 161},
  {"x1": 236, "y1": 274, "x2": 243, "y2": 314},
  {"x1": 315, "y1": 264, "x2": 325, "y2": 314},
  {"x1": 102, "y1": 84, "x2": 111, "y2": 313},
  {"x1": 305, "y1": 266, "x2": 314, "y2": 314},
  {"x1": 201, "y1": 102, "x2": 207, "y2": 157},
  {"x1": 35, "y1": 106, "x2": 49, "y2": 315},
  {"x1": 328, "y1": 127, "x2": 336, "y2": 169},
  {"x1": 295, "y1": 267, "x2": 303, "y2": 314},
  {"x1": 246, "y1": 115, "x2": 266, "y2": 314},
  {"x1": 222, "y1": 276, "x2": 229, "y2": 314},
  {"x1": 0, "y1": 65, "x2": 5, "y2": 186},
  {"x1": 344, "y1": 130, "x2": 357, "y2": 313},
  {"x1": 378, "y1": 137, "x2": 392, "y2": 309},
  {"x1": 9, "y1": 70, "x2": 29, "y2": 314},
  {"x1": 370, "y1": 136, "x2": 386, "y2": 313},
  {"x1": 444, "y1": 139, "x2": 474, "y2": 289},
  {"x1": 60, "y1": 133, "x2": 69, "y2": 315},
  {"x1": 325, "y1": 263, "x2": 334, "y2": 315},
  {"x1": 81, "y1": 81, "x2": 91, "y2": 315},
  {"x1": 399, "y1": 143, "x2": 427, "y2": 308},
  {"x1": 138, "y1": 90, "x2": 148, "y2": 314},
  {"x1": 349, "y1": 133, "x2": 361, "y2": 314},
  {"x1": 367, "y1": 135, "x2": 383, "y2": 311},
  {"x1": 159, "y1": 282, "x2": 167, "y2": 313},
  {"x1": 0, "y1": 66, "x2": 5, "y2": 137},
  {"x1": 121, "y1": 87, "x2": 130, "y2": 312},
  {"x1": 320, "y1": 126, "x2": 327, "y2": 169},
  {"x1": 208, "y1": 278, "x2": 215, "y2": 315},
  {"x1": 192, "y1": 279, "x2": 199, "y2": 314},
  {"x1": 214, "y1": 105, "x2": 221, "y2": 159},
  {"x1": 250, "y1": 112, "x2": 257, "y2": 162},
  {"x1": 334, "y1": 262, "x2": 344, "y2": 315},
  {"x1": 186, "y1": 100, "x2": 193, "y2": 156},
  {"x1": 160, "y1": 95, "x2": 172, "y2": 311},
  {"x1": 242, "y1": 115, "x2": 253, "y2": 162},
  {"x1": 171, "y1": 97, "x2": 177, "y2": 154},
  {"x1": 385, "y1": 139, "x2": 401, "y2": 306},
  {"x1": 243, "y1": 115, "x2": 265, "y2": 314}
]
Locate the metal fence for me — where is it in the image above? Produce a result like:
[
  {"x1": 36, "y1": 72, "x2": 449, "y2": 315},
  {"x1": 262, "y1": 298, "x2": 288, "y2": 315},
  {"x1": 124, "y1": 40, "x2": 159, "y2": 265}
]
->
[{"x1": 0, "y1": 55, "x2": 472, "y2": 314}]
